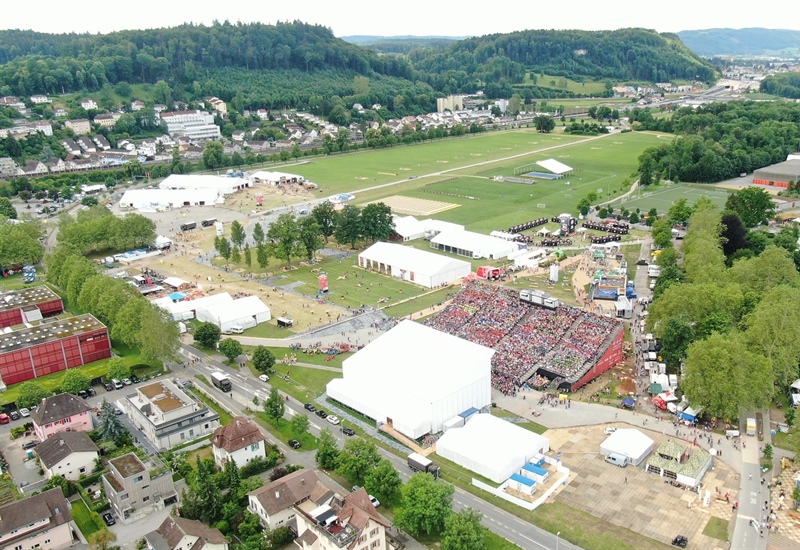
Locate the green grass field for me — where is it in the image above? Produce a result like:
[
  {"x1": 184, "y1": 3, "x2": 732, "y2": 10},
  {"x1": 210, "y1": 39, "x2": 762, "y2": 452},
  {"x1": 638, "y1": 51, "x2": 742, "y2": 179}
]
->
[
  {"x1": 521, "y1": 72, "x2": 609, "y2": 95},
  {"x1": 615, "y1": 183, "x2": 731, "y2": 213},
  {"x1": 70, "y1": 499, "x2": 103, "y2": 538}
]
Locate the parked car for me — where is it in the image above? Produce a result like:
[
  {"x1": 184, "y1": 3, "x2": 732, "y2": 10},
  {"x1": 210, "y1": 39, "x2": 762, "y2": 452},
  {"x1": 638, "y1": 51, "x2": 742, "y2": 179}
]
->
[
  {"x1": 315, "y1": 410, "x2": 327, "y2": 418},
  {"x1": 104, "y1": 382, "x2": 114, "y2": 391},
  {"x1": 102, "y1": 513, "x2": 116, "y2": 526},
  {"x1": 130, "y1": 374, "x2": 140, "y2": 383},
  {"x1": 341, "y1": 427, "x2": 355, "y2": 436},
  {"x1": 259, "y1": 374, "x2": 269, "y2": 382},
  {"x1": 9, "y1": 411, "x2": 20, "y2": 421},
  {"x1": 112, "y1": 379, "x2": 123, "y2": 390},
  {"x1": 369, "y1": 495, "x2": 380, "y2": 508},
  {"x1": 21, "y1": 440, "x2": 39, "y2": 450},
  {"x1": 636, "y1": 259, "x2": 649, "y2": 266},
  {"x1": 87, "y1": 388, "x2": 96, "y2": 397},
  {"x1": 113, "y1": 408, "x2": 124, "y2": 416},
  {"x1": 326, "y1": 415, "x2": 340, "y2": 425},
  {"x1": 304, "y1": 403, "x2": 316, "y2": 412},
  {"x1": 671, "y1": 535, "x2": 688, "y2": 548},
  {"x1": 19, "y1": 408, "x2": 30, "y2": 417},
  {"x1": 122, "y1": 378, "x2": 132, "y2": 386},
  {"x1": 78, "y1": 390, "x2": 89, "y2": 399},
  {"x1": 288, "y1": 439, "x2": 301, "y2": 449},
  {"x1": 604, "y1": 427, "x2": 617, "y2": 435}
]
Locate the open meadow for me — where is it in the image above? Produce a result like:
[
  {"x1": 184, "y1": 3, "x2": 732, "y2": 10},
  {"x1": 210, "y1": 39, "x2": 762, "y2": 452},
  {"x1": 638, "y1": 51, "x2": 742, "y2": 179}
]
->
[{"x1": 615, "y1": 182, "x2": 731, "y2": 213}]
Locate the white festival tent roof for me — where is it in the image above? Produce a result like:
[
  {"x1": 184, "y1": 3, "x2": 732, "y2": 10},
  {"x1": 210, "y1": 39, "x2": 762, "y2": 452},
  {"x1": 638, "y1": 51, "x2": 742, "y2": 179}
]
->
[
  {"x1": 600, "y1": 428, "x2": 654, "y2": 466},
  {"x1": 196, "y1": 295, "x2": 271, "y2": 329},
  {"x1": 536, "y1": 158, "x2": 573, "y2": 174},
  {"x1": 359, "y1": 242, "x2": 471, "y2": 280},
  {"x1": 153, "y1": 292, "x2": 233, "y2": 321}
]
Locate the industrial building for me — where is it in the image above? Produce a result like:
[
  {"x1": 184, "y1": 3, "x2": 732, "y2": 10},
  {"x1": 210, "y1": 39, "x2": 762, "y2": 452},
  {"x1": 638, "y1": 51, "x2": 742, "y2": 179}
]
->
[
  {"x1": 0, "y1": 286, "x2": 63, "y2": 328},
  {"x1": 160, "y1": 110, "x2": 221, "y2": 140},
  {"x1": 357, "y1": 242, "x2": 471, "y2": 288},
  {"x1": 752, "y1": 159, "x2": 800, "y2": 189},
  {"x1": 327, "y1": 320, "x2": 494, "y2": 439},
  {"x1": 0, "y1": 314, "x2": 111, "y2": 386}
]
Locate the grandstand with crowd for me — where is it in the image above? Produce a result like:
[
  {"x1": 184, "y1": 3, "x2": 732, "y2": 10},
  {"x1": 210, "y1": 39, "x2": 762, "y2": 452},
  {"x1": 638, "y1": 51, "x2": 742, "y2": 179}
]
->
[{"x1": 425, "y1": 280, "x2": 623, "y2": 394}]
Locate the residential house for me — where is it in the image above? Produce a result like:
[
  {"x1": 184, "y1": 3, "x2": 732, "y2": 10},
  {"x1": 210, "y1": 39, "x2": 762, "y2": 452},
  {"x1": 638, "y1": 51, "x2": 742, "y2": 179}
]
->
[
  {"x1": 102, "y1": 453, "x2": 178, "y2": 524},
  {"x1": 33, "y1": 121, "x2": 53, "y2": 136},
  {"x1": 0, "y1": 488, "x2": 74, "y2": 550},
  {"x1": 31, "y1": 392, "x2": 93, "y2": 441},
  {"x1": 46, "y1": 158, "x2": 66, "y2": 173},
  {"x1": 65, "y1": 119, "x2": 91, "y2": 135},
  {"x1": 248, "y1": 469, "x2": 333, "y2": 530},
  {"x1": 231, "y1": 130, "x2": 246, "y2": 141},
  {"x1": 294, "y1": 488, "x2": 391, "y2": 550},
  {"x1": 205, "y1": 97, "x2": 227, "y2": 116},
  {"x1": 80, "y1": 98, "x2": 97, "y2": 110},
  {"x1": 16, "y1": 160, "x2": 48, "y2": 176},
  {"x1": 0, "y1": 96, "x2": 25, "y2": 111},
  {"x1": 211, "y1": 416, "x2": 268, "y2": 468},
  {"x1": 124, "y1": 378, "x2": 220, "y2": 449},
  {"x1": 131, "y1": 100, "x2": 145, "y2": 111},
  {"x1": 30, "y1": 94, "x2": 51, "y2": 104},
  {"x1": 0, "y1": 157, "x2": 16, "y2": 176},
  {"x1": 138, "y1": 140, "x2": 157, "y2": 157},
  {"x1": 153, "y1": 104, "x2": 167, "y2": 113},
  {"x1": 59, "y1": 138, "x2": 81, "y2": 156},
  {"x1": 77, "y1": 136, "x2": 96, "y2": 153},
  {"x1": 94, "y1": 113, "x2": 117, "y2": 128},
  {"x1": 36, "y1": 431, "x2": 99, "y2": 481},
  {"x1": 54, "y1": 107, "x2": 68, "y2": 117},
  {"x1": 93, "y1": 134, "x2": 111, "y2": 150},
  {"x1": 144, "y1": 516, "x2": 228, "y2": 550}
]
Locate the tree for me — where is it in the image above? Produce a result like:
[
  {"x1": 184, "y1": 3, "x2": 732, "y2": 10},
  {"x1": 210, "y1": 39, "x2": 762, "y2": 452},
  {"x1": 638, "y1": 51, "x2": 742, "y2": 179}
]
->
[
  {"x1": 316, "y1": 429, "x2": 340, "y2": 470},
  {"x1": 60, "y1": 369, "x2": 91, "y2": 394},
  {"x1": 727, "y1": 245, "x2": 798, "y2": 295},
  {"x1": 256, "y1": 243, "x2": 269, "y2": 270},
  {"x1": 88, "y1": 529, "x2": 117, "y2": 550},
  {"x1": 230, "y1": 220, "x2": 246, "y2": 248},
  {"x1": 658, "y1": 318, "x2": 694, "y2": 367},
  {"x1": 194, "y1": 322, "x2": 222, "y2": 349},
  {"x1": 97, "y1": 401, "x2": 127, "y2": 442},
  {"x1": 534, "y1": 115, "x2": 555, "y2": 133},
  {"x1": 224, "y1": 457, "x2": 241, "y2": 494},
  {"x1": 17, "y1": 381, "x2": 50, "y2": 408},
  {"x1": 0, "y1": 222, "x2": 45, "y2": 267},
  {"x1": 290, "y1": 414, "x2": 310, "y2": 438},
  {"x1": 219, "y1": 338, "x2": 243, "y2": 363},
  {"x1": 334, "y1": 205, "x2": 362, "y2": 249},
  {"x1": 442, "y1": 508, "x2": 486, "y2": 550},
  {"x1": 720, "y1": 212, "x2": 749, "y2": 259},
  {"x1": 682, "y1": 332, "x2": 772, "y2": 419},
  {"x1": 297, "y1": 216, "x2": 323, "y2": 260},
  {"x1": 395, "y1": 473, "x2": 454, "y2": 537},
  {"x1": 266, "y1": 213, "x2": 299, "y2": 265},
  {"x1": 336, "y1": 439, "x2": 381, "y2": 485},
  {"x1": 215, "y1": 236, "x2": 232, "y2": 260},
  {"x1": 244, "y1": 245, "x2": 252, "y2": 268},
  {"x1": 110, "y1": 299, "x2": 150, "y2": 347},
  {"x1": 0, "y1": 197, "x2": 17, "y2": 219},
  {"x1": 194, "y1": 456, "x2": 223, "y2": 524},
  {"x1": 725, "y1": 187, "x2": 775, "y2": 228},
  {"x1": 364, "y1": 458, "x2": 402, "y2": 505},
  {"x1": 264, "y1": 387, "x2": 285, "y2": 421},
  {"x1": 202, "y1": 141, "x2": 226, "y2": 170},
  {"x1": 104, "y1": 357, "x2": 131, "y2": 382},
  {"x1": 656, "y1": 247, "x2": 678, "y2": 268},
  {"x1": 81, "y1": 196, "x2": 98, "y2": 207},
  {"x1": 667, "y1": 198, "x2": 693, "y2": 225},
  {"x1": 138, "y1": 306, "x2": 179, "y2": 365},
  {"x1": 252, "y1": 222, "x2": 265, "y2": 245},
  {"x1": 651, "y1": 218, "x2": 673, "y2": 250},
  {"x1": 252, "y1": 346, "x2": 275, "y2": 373},
  {"x1": 311, "y1": 201, "x2": 338, "y2": 242},
  {"x1": 360, "y1": 202, "x2": 394, "y2": 242}
]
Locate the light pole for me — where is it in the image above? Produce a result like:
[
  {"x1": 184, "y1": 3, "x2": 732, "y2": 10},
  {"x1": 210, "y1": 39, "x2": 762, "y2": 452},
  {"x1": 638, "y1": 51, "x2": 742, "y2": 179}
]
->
[{"x1": 556, "y1": 531, "x2": 561, "y2": 550}]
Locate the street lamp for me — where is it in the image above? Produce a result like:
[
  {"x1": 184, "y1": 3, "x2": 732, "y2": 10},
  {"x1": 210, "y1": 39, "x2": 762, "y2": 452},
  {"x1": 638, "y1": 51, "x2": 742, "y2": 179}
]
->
[{"x1": 556, "y1": 532, "x2": 561, "y2": 550}]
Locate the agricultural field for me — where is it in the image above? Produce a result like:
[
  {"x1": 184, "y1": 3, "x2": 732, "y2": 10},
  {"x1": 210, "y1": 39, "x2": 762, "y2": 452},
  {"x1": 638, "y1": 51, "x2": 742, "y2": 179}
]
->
[{"x1": 520, "y1": 72, "x2": 610, "y2": 95}]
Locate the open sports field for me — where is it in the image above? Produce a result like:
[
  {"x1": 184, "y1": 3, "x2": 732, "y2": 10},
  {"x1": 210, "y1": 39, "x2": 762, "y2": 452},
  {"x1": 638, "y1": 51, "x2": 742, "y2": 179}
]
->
[{"x1": 616, "y1": 184, "x2": 731, "y2": 213}]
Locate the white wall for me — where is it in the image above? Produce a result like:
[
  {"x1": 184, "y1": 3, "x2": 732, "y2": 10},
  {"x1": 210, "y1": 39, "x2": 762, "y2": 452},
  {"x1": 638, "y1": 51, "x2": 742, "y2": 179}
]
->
[{"x1": 46, "y1": 451, "x2": 98, "y2": 481}]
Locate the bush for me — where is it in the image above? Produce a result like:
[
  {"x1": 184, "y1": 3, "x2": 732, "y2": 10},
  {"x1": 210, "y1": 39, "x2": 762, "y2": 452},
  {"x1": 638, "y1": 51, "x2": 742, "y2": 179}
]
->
[{"x1": 240, "y1": 449, "x2": 283, "y2": 478}]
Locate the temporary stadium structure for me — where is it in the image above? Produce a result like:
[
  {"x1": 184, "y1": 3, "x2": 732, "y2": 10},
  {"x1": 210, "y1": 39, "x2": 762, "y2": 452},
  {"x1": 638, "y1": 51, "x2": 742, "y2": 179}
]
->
[
  {"x1": 430, "y1": 230, "x2": 518, "y2": 260},
  {"x1": 195, "y1": 295, "x2": 271, "y2": 332},
  {"x1": 436, "y1": 414, "x2": 550, "y2": 483},
  {"x1": 152, "y1": 292, "x2": 233, "y2": 321},
  {"x1": 159, "y1": 174, "x2": 250, "y2": 194},
  {"x1": 326, "y1": 320, "x2": 493, "y2": 439},
  {"x1": 358, "y1": 242, "x2": 471, "y2": 288},
  {"x1": 599, "y1": 429, "x2": 654, "y2": 466},
  {"x1": 536, "y1": 158, "x2": 573, "y2": 175}
]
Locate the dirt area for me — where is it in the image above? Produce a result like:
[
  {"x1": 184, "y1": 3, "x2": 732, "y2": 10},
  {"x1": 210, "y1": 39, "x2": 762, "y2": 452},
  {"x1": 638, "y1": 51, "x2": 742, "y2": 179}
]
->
[{"x1": 546, "y1": 423, "x2": 737, "y2": 549}]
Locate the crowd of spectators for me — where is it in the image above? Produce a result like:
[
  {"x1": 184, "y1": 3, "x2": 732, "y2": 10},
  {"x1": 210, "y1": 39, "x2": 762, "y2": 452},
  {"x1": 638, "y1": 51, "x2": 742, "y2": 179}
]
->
[{"x1": 427, "y1": 281, "x2": 621, "y2": 393}]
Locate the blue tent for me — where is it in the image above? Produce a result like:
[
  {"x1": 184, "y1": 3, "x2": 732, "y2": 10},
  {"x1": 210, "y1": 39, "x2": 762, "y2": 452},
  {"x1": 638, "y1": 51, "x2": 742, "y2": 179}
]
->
[
  {"x1": 621, "y1": 397, "x2": 636, "y2": 409},
  {"x1": 169, "y1": 292, "x2": 187, "y2": 302}
]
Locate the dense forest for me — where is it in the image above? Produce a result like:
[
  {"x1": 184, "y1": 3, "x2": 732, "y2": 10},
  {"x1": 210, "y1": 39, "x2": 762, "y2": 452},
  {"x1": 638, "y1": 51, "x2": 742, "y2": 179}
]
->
[
  {"x1": 633, "y1": 101, "x2": 800, "y2": 183},
  {"x1": 677, "y1": 28, "x2": 800, "y2": 57},
  {"x1": 342, "y1": 36, "x2": 460, "y2": 54},
  {"x1": 760, "y1": 72, "x2": 800, "y2": 99},
  {"x1": 0, "y1": 22, "x2": 717, "y2": 104}
]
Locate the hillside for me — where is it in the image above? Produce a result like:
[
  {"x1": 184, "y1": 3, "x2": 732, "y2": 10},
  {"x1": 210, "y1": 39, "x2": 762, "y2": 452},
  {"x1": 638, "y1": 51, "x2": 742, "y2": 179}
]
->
[
  {"x1": 677, "y1": 28, "x2": 800, "y2": 57},
  {"x1": 341, "y1": 35, "x2": 463, "y2": 54}
]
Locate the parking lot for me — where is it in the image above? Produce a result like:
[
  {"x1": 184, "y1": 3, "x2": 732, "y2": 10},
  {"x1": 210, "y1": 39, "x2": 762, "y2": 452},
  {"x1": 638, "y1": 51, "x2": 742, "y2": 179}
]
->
[{"x1": 546, "y1": 423, "x2": 738, "y2": 549}]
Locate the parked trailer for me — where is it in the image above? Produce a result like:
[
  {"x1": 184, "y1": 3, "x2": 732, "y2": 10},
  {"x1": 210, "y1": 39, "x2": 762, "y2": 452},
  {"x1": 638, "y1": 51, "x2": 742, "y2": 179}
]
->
[
  {"x1": 407, "y1": 452, "x2": 441, "y2": 478},
  {"x1": 519, "y1": 289, "x2": 560, "y2": 309},
  {"x1": 180, "y1": 221, "x2": 197, "y2": 231},
  {"x1": 210, "y1": 371, "x2": 232, "y2": 392}
]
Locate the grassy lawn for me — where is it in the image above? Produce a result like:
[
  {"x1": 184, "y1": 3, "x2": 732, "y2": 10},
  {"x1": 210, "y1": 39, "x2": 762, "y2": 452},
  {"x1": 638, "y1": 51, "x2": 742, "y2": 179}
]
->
[
  {"x1": 254, "y1": 413, "x2": 318, "y2": 450},
  {"x1": 188, "y1": 384, "x2": 234, "y2": 425},
  {"x1": 615, "y1": 181, "x2": 731, "y2": 213},
  {"x1": 485, "y1": 529, "x2": 523, "y2": 550},
  {"x1": 491, "y1": 407, "x2": 548, "y2": 434},
  {"x1": 702, "y1": 517, "x2": 729, "y2": 541},
  {"x1": 243, "y1": 345, "x2": 349, "y2": 369},
  {"x1": 256, "y1": 364, "x2": 342, "y2": 403},
  {"x1": 185, "y1": 445, "x2": 213, "y2": 467},
  {"x1": 242, "y1": 321, "x2": 297, "y2": 338},
  {"x1": 70, "y1": 498, "x2": 103, "y2": 538},
  {"x1": 520, "y1": 72, "x2": 609, "y2": 95},
  {"x1": 381, "y1": 287, "x2": 455, "y2": 318}
]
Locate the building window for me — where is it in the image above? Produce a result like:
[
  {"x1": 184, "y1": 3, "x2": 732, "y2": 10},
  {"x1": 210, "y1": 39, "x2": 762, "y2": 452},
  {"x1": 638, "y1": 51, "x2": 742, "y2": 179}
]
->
[
  {"x1": 189, "y1": 429, "x2": 194, "y2": 437},
  {"x1": 205, "y1": 424, "x2": 209, "y2": 429},
  {"x1": 134, "y1": 476, "x2": 143, "y2": 483},
  {"x1": 143, "y1": 496, "x2": 150, "y2": 502},
  {"x1": 250, "y1": 443, "x2": 259, "y2": 451},
  {"x1": 121, "y1": 493, "x2": 129, "y2": 500},
  {"x1": 14, "y1": 545, "x2": 22, "y2": 550},
  {"x1": 180, "y1": 433, "x2": 186, "y2": 441},
  {"x1": 79, "y1": 467, "x2": 86, "y2": 473}
]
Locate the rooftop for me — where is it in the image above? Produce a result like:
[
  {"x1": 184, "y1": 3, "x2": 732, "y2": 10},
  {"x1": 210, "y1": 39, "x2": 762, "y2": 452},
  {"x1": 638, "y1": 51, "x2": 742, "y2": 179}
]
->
[
  {"x1": 0, "y1": 488, "x2": 71, "y2": 540},
  {"x1": 36, "y1": 431, "x2": 99, "y2": 469},
  {"x1": 211, "y1": 416, "x2": 267, "y2": 453},
  {"x1": 30, "y1": 392, "x2": 92, "y2": 426},
  {"x1": 138, "y1": 381, "x2": 191, "y2": 413},
  {"x1": 0, "y1": 313, "x2": 107, "y2": 353},
  {"x1": 110, "y1": 452, "x2": 146, "y2": 478},
  {"x1": 0, "y1": 285, "x2": 60, "y2": 313}
]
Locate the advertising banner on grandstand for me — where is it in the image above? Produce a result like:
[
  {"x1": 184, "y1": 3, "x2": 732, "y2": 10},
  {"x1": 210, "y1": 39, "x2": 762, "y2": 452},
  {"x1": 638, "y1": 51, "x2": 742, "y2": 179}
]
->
[{"x1": 549, "y1": 264, "x2": 559, "y2": 283}]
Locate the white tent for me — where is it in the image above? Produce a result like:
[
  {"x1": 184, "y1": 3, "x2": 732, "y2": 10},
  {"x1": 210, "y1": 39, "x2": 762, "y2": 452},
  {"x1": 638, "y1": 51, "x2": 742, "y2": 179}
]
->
[
  {"x1": 536, "y1": 227, "x2": 550, "y2": 236},
  {"x1": 358, "y1": 242, "x2": 471, "y2": 288},
  {"x1": 430, "y1": 230, "x2": 517, "y2": 260},
  {"x1": 159, "y1": 174, "x2": 249, "y2": 194},
  {"x1": 196, "y1": 295, "x2": 271, "y2": 331},
  {"x1": 600, "y1": 429, "x2": 654, "y2": 466},
  {"x1": 436, "y1": 414, "x2": 550, "y2": 483},
  {"x1": 392, "y1": 216, "x2": 426, "y2": 241},
  {"x1": 153, "y1": 292, "x2": 233, "y2": 321},
  {"x1": 536, "y1": 158, "x2": 573, "y2": 175},
  {"x1": 326, "y1": 320, "x2": 493, "y2": 439},
  {"x1": 162, "y1": 277, "x2": 189, "y2": 289},
  {"x1": 119, "y1": 188, "x2": 220, "y2": 210},
  {"x1": 248, "y1": 171, "x2": 305, "y2": 185}
]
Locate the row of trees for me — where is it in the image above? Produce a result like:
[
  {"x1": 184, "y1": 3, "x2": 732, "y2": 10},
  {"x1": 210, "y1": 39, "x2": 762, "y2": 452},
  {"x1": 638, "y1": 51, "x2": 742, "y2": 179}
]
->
[
  {"x1": 647, "y1": 199, "x2": 800, "y2": 423},
  {"x1": 57, "y1": 205, "x2": 156, "y2": 254},
  {"x1": 46, "y1": 246, "x2": 179, "y2": 364},
  {"x1": 0, "y1": 216, "x2": 44, "y2": 268}
]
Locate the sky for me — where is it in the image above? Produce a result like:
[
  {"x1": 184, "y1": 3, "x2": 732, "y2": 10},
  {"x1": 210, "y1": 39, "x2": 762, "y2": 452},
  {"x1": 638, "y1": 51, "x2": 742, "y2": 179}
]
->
[{"x1": 1, "y1": 0, "x2": 799, "y2": 36}]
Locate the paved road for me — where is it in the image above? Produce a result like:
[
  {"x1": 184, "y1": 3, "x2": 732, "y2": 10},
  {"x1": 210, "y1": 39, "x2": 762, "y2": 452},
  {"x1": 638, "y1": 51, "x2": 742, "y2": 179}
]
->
[{"x1": 729, "y1": 410, "x2": 771, "y2": 550}]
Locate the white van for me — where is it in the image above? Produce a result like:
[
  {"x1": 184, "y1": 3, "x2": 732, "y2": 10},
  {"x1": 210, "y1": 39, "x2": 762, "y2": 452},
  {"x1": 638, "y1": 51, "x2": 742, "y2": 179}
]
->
[
  {"x1": 112, "y1": 379, "x2": 124, "y2": 390},
  {"x1": 604, "y1": 453, "x2": 628, "y2": 467},
  {"x1": 226, "y1": 326, "x2": 244, "y2": 334}
]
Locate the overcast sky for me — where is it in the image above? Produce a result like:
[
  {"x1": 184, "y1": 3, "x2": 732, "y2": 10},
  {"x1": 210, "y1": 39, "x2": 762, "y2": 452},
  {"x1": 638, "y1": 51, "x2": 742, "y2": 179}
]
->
[{"x1": 1, "y1": 0, "x2": 798, "y2": 36}]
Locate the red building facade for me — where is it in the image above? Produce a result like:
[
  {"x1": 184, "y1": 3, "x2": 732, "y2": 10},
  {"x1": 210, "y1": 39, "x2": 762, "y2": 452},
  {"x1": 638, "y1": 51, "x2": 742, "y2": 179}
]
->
[
  {"x1": 0, "y1": 286, "x2": 64, "y2": 329},
  {"x1": 570, "y1": 328, "x2": 625, "y2": 391},
  {"x1": 0, "y1": 314, "x2": 111, "y2": 386}
]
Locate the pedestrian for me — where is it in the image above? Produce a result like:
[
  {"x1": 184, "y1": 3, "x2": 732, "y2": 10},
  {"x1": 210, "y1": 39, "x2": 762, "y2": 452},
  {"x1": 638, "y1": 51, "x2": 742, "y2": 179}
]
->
[{"x1": 624, "y1": 477, "x2": 627, "y2": 484}]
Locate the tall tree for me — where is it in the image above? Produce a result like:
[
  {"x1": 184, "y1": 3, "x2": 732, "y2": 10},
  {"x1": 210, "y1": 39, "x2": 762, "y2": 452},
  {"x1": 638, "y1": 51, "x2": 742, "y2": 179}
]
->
[
  {"x1": 297, "y1": 216, "x2": 323, "y2": 261},
  {"x1": 316, "y1": 429, "x2": 340, "y2": 470},
  {"x1": 442, "y1": 508, "x2": 486, "y2": 550},
  {"x1": 334, "y1": 205, "x2": 362, "y2": 249},
  {"x1": 266, "y1": 213, "x2": 300, "y2": 265},
  {"x1": 364, "y1": 458, "x2": 402, "y2": 505},
  {"x1": 97, "y1": 401, "x2": 127, "y2": 442},
  {"x1": 0, "y1": 197, "x2": 17, "y2": 219},
  {"x1": 311, "y1": 201, "x2": 338, "y2": 242},
  {"x1": 194, "y1": 322, "x2": 221, "y2": 348},
  {"x1": 336, "y1": 439, "x2": 381, "y2": 485},
  {"x1": 658, "y1": 318, "x2": 694, "y2": 367},
  {"x1": 16, "y1": 381, "x2": 50, "y2": 409},
  {"x1": 360, "y1": 202, "x2": 394, "y2": 242},
  {"x1": 60, "y1": 370, "x2": 91, "y2": 394},
  {"x1": 252, "y1": 222, "x2": 265, "y2": 246},
  {"x1": 252, "y1": 346, "x2": 275, "y2": 373},
  {"x1": 230, "y1": 220, "x2": 246, "y2": 248},
  {"x1": 725, "y1": 187, "x2": 775, "y2": 228},
  {"x1": 202, "y1": 141, "x2": 226, "y2": 170},
  {"x1": 219, "y1": 338, "x2": 243, "y2": 363},
  {"x1": 88, "y1": 530, "x2": 117, "y2": 550},
  {"x1": 264, "y1": 387, "x2": 285, "y2": 422},
  {"x1": 720, "y1": 212, "x2": 748, "y2": 259},
  {"x1": 256, "y1": 243, "x2": 269, "y2": 270},
  {"x1": 395, "y1": 473, "x2": 454, "y2": 537},
  {"x1": 194, "y1": 456, "x2": 223, "y2": 524},
  {"x1": 290, "y1": 414, "x2": 310, "y2": 438}
]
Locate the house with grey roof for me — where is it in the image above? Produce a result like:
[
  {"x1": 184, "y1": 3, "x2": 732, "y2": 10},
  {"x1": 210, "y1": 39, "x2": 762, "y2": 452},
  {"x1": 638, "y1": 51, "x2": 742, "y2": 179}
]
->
[
  {"x1": 102, "y1": 452, "x2": 178, "y2": 524},
  {"x1": 0, "y1": 487, "x2": 74, "y2": 550},
  {"x1": 247, "y1": 468, "x2": 333, "y2": 530},
  {"x1": 144, "y1": 515, "x2": 228, "y2": 550},
  {"x1": 37, "y1": 431, "x2": 99, "y2": 480},
  {"x1": 31, "y1": 393, "x2": 93, "y2": 441}
]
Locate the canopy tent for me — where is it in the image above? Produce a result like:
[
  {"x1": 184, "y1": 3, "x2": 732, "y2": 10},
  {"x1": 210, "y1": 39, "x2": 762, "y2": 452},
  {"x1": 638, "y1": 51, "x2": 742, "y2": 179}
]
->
[
  {"x1": 358, "y1": 242, "x2": 471, "y2": 288},
  {"x1": 600, "y1": 429, "x2": 654, "y2": 466},
  {"x1": 430, "y1": 230, "x2": 518, "y2": 260},
  {"x1": 536, "y1": 158, "x2": 573, "y2": 175},
  {"x1": 648, "y1": 383, "x2": 662, "y2": 395},
  {"x1": 621, "y1": 397, "x2": 636, "y2": 409},
  {"x1": 159, "y1": 174, "x2": 248, "y2": 195},
  {"x1": 436, "y1": 414, "x2": 550, "y2": 483},
  {"x1": 536, "y1": 227, "x2": 551, "y2": 236},
  {"x1": 168, "y1": 292, "x2": 186, "y2": 301},
  {"x1": 326, "y1": 320, "x2": 493, "y2": 439},
  {"x1": 196, "y1": 295, "x2": 271, "y2": 331},
  {"x1": 163, "y1": 277, "x2": 190, "y2": 290},
  {"x1": 153, "y1": 292, "x2": 233, "y2": 321}
]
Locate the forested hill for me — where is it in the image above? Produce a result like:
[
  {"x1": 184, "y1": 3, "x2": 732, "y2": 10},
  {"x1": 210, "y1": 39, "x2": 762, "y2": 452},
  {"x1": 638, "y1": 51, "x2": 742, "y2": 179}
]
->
[
  {"x1": 0, "y1": 21, "x2": 414, "y2": 94},
  {"x1": 677, "y1": 28, "x2": 800, "y2": 57},
  {"x1": 409, "y1": 28, "x2": 717, "y2": 87},
  {"x1": 341, "y1": 36, "x2": 463, "y2": 54}
]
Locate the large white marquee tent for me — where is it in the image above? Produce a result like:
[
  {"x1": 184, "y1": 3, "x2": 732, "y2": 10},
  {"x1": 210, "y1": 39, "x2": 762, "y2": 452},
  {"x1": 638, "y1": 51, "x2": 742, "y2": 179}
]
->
[
  {"x1": 326, "y1": 320, "x2": 493, "y2": 439},
  {"x1": 600, "y1": 429, "x2": 654, "y2": 466},
  {"x1": 430, "y1": 230, "x2": 518, "y2": 260},
  {"x1": 537, "y1": 158, "x2": 573, "y2": 175},
  {"x1": 159, "y1": 174, "x2": 249, "y2": 195},
  {"x1": 153, "y1": 292, "x2": 233, "y2": 321},
  {"x1": 195, "y1": 295, "x2": 271, "y2": 331},
  {"x1": 358, "y1": 242, "x2": 471, "y2": 288},
  {"x1": 436, "y1": 414, "x2": 551, "y2": 483},
  {"x1": 119, "y1": 188, "x2": 220, "y2": 210}
]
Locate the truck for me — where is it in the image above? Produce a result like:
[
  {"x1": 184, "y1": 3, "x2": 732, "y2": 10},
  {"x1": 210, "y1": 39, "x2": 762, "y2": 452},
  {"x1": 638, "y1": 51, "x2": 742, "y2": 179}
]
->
[
  {"x1": 407, "y1": 452, "x2": 441, "y2": 478},
  {"x1": 180, "y1": 221, "x2": 197, "y2": 232},
  {"x1": 476, "y1": 266, "x2": 502, "y2": 280},
  {"x1": 520, "y1": 289, "x2": 560, "y2": 309},
  {"x1": 210, "y1": 371, "x2": 232, "y2": 392},
  {"x1": 625, "y1": 281, "x2": 637, "y2": 299},
  {"x1": 647, "y1": 265, "x2": 661, "y2": 278},
  {"x1": 746, "y1": 417, "x2": 757, "y2": 436}
]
